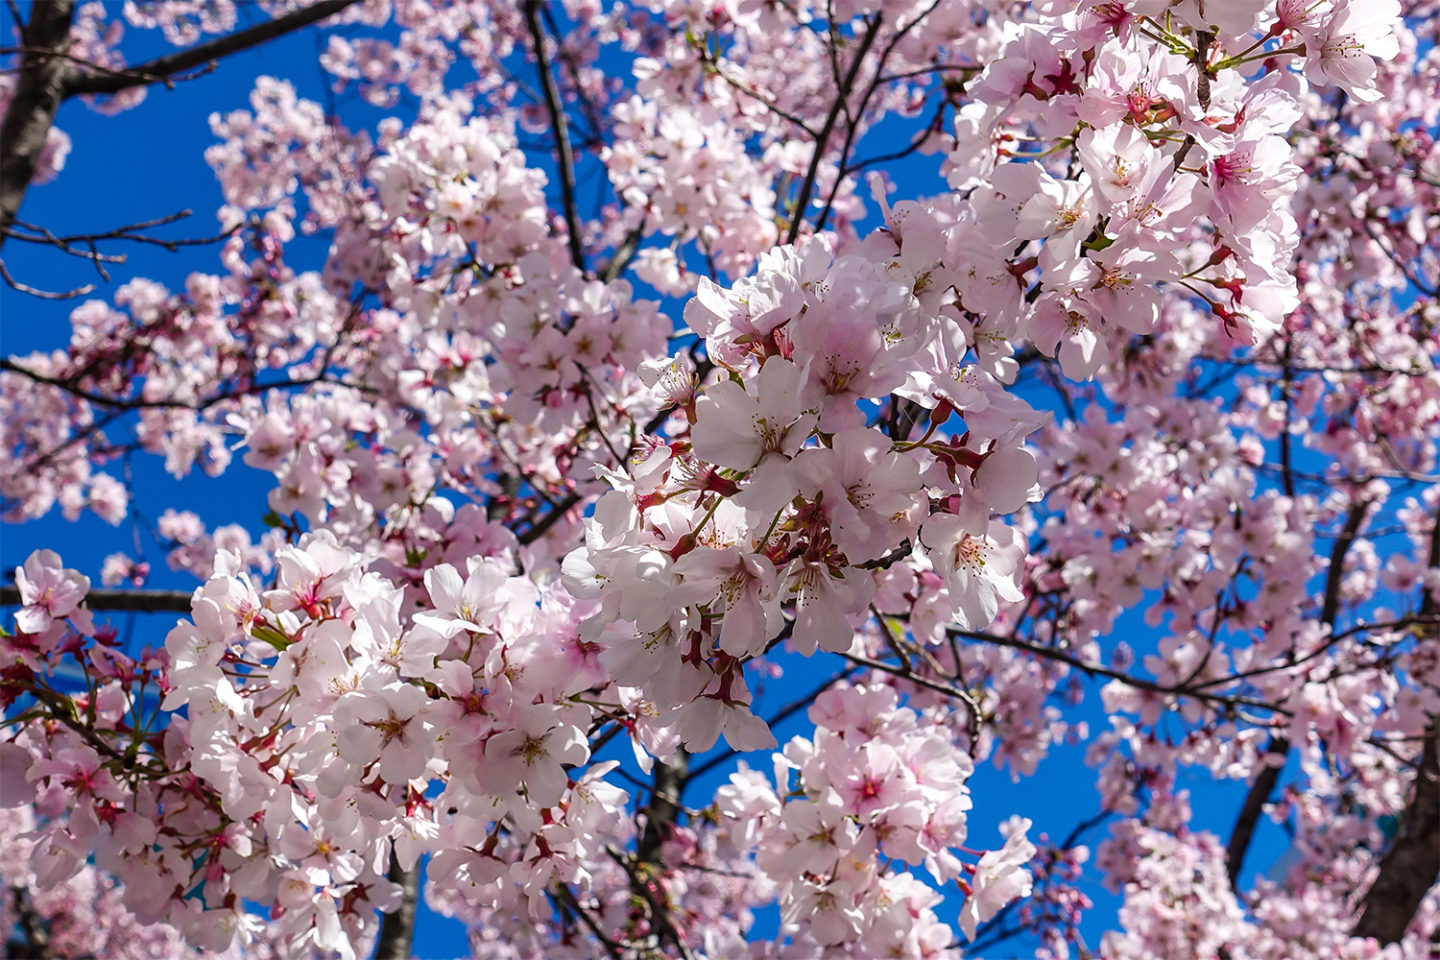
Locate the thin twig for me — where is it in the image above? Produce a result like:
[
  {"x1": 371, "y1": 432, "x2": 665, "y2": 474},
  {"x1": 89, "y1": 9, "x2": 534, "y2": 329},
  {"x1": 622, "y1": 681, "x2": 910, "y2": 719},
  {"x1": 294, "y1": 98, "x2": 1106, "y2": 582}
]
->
[
  {"x1": 0, "y1": 357, "x2": 367, "y2": 411},
  {"x1": 950, "y1": 627, "x2": 1286, "y2": 714},
  {"x1": 0, "y1": 258, "x2": 94, "y2": 298},
  {"x1": 785, "y1": 14, "x2": 882, "y2": 244}
]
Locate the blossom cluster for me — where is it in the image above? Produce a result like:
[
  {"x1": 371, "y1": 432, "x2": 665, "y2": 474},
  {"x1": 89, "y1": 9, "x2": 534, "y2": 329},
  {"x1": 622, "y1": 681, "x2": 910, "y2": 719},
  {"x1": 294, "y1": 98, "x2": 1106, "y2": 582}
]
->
[
  {"x1": 712, "y1": 683, "x2": 1034, "y2": 955},
  {"x1": 566, "y1": 233, "x2": 1041, "y2": 760},
  {"x1": 3, "y1": 544, "x2": 1043, "y2": 959}
]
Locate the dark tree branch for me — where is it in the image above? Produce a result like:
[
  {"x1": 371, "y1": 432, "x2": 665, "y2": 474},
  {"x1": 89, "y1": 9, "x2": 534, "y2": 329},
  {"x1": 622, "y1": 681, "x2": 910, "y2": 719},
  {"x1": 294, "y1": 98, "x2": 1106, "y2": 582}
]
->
[
  {"x1": 638, "y1": 750, "x2": 688, "y2": 867},
  {"x1": 1353, "y1": 504, "x2": 1440, "y2": 943},
  {"x1": 605, "y1": 750, "x2": 697, "y2": 959},
  {"x1": 0, "y1": 0, "x2": 76, "y2": 246},
  {"x1": 1320, "y1": 502, "x2": 1371, "y2": 628},
  {"x1": 523, "y1": 0, "x2": 586, "y2": 274},
  {"x1": 6, "y1": 211, "x2": 242, "y2": 253},
  {"x1": 840, "y1": 96, "x2": 946, "y2": 178},
  {"x1": 516, "y1": 492, "x2": 583, "y2": 545},
  {"x1": 0, "y1": 257, "x2": 93, "y2": 298},
  {"x1": 18, "y1": 681, "x2": 165, "y2": 776},
  {"x1": 539, "y1": 4, "x2": 608, "y2": 144},
  {"x1": 372, "y1": 853, "x2": 419, "y2": 960},
  {"x1": 1, "y1": 212, "x2": 240, "y2": 291},
  {"x1": 552, "y1": 883, "x2": 625, "y2": 959},
  {"x1": 699, "y1": 52, "x2": 818, "y2": 137},
  {"x1": 1, "y1": 585, "x2": 192, "y2": 613},
  {"x1": 949, "y1": 627, "x2": 1284, "y2": 713},
  {"x1": 62, "y1": 0, "x2": 360, "y2": 97},
  {"x1": 0, "y1": 357, "x2": 369, "y2": 412},
  {"x1": 601, "y1": 223, "x2": 645, "y2": 283},
  {"x1": 606, "y1": 845, "x2": 696, "y2": 960},
  {"x1": 1352, "y1": 721, "x2": 1440, "y2": 943},
  {"x1": 1224, "y1": 734, "x2": 1290, "y2": 890},
  {"x1": 966, "y1": 808, "x2": 1113, "y2": 953},
  {"x1": 0, "y1": 0, "x2": 355, "y2": 256},
  {"x1": 8, "y1": 884, "x2": 54, "y2": 959},
  {"x1": 844, "y1": 648, "x2": 983, "y2": 719},
  {"x1": 811, "y1": 0, "x2": 945, "y2": 235},
  {"x1": 1190, "y1": 614, "x2": 1440, "y2": 691},
  {"x1": 785, "y1": 14, "x2": 882, "y2": 245},
  {"x1": 1226, "y1": 499, "x2": 1371, "y2": 888}
]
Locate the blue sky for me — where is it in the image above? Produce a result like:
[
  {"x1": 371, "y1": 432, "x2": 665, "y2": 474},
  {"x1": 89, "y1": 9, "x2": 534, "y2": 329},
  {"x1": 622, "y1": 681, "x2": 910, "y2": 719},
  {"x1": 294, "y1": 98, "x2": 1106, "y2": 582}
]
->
[{"x1": 0, "y1": 5, "x2": 1315, "y2": 957}]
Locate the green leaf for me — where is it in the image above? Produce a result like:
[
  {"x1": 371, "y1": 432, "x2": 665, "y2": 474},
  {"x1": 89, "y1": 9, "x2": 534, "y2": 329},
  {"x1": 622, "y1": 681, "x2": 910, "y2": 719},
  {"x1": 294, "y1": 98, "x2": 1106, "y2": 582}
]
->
[
  {"x1": 251, "y1": 623, "x2": 293, "y2": 651},
  {"x1": 1086, "y1": 233, "x2": 1115, "y2": 251}
]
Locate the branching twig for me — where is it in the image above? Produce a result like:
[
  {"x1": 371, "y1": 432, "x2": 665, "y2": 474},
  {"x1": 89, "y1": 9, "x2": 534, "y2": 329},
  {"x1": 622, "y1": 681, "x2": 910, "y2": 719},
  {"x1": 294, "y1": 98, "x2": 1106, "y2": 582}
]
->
[
  {"x1": 0, "y1": 0, "x2": 353, "y2": 258},
  {"x1": 6, "y1": 211, "x2": 242, "y2": 252},
  {"x1": 516, "y1": 492, "x2": 583, "y2": 545},
  {"x1": 552, "y1": 884, "x2": 625, "y2": 960},
  {"x1": 0, "y1": 258, "x2": 94, "y2": 298},
  {"x1": 949, "y1": 627, "x2": 1285, "y2": 714},
  {"x1": 785, "y1": 14, "x2": 882, "y2": 244},
  {"x1": 606, "y1": 847, "x2": 696, "y2": 960},
  {"x1": 0, "y1": 357, "x2": 367, "y2": 412}
]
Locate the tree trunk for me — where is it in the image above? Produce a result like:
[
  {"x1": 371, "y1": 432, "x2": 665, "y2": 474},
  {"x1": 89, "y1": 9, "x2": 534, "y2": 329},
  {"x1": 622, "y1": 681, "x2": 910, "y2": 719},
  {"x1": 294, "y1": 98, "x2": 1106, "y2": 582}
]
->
[
  {"x1": 373, "y1": 855, "x2": 419, "y2": 960},
  {"x1": 0, "y1": 0, "x2": 76, "y2": 247},
  {"x1": 1351, "y1": 721, "x2": 1440, "y2": 944}
]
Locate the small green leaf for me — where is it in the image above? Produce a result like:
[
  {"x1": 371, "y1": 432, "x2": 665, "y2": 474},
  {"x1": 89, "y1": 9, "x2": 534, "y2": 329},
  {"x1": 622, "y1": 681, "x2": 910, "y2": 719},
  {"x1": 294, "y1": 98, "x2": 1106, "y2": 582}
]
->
[
  {"x1": 252, "y1": 624, "x2": 293, "y2": 651},
  {"x1": 1086, "y1": 233, "x2": 1115, "y2": 252}
]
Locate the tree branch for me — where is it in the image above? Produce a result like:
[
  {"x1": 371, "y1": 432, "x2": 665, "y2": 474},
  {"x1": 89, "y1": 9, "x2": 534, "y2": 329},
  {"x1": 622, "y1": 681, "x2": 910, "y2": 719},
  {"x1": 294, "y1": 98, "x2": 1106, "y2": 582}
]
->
[
  {"x1": 811, "y1": 0, "x2": 945, "y2": 234},
  {"x1": 0, "y1": 356, "x2": 369, "y2": 412},
  {"x1": 1352, "y1": 720, "x2": 1440, "y2": 943},
  {"x1": 638, "y1": 750, "x2": 688, "y2": 866},
  {"x1": 1352, "y1": 504, "x2": 1440, "y2": 943},
  {"x1": 1223, "y1": 733, "x2": 1290, "y2": 890},
  {"x1": 607, "y1": 846, "x2": 696, "y2": 960},
  {"x1": 552, "y1": 883, "x2": 624, "y2": 959},
  {"x1": 0, "y1": 0, "x2": 76, "y2": 246},
  {"x1": 1226, "y1": 499, "x2": 1371, "y2": 888},
  {"x1": 0, "y1": 257, "x2": 93, "y2": 298},
  {"x1": 1, "y1": 585, "x2": 193, "y2": 613},
  {"x1": 949, "y1": 627, "x2": 1284, "y2": 713},
  {"x1": 523, "y1": 0, "x2": 586, "y2": 274},
  {"x1": 516, "y1": 491, "x2": 583, "y2": 545},
  {"x1": 785, "y1": 14, "x2": 881, "y2": 244},
  {"x1": 372, "y1": 853, "x2": 419, "y2": 960},
  {"x1": 0, "y1": 1, "x2": 355, "y2": 256},
  {"x1": 62, "y1": 0, "x2": 360, "y2": 97},
  {"x1": 601, "y1": 223, "x2": 645, "y2": 284}
]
